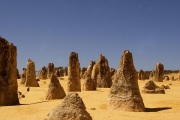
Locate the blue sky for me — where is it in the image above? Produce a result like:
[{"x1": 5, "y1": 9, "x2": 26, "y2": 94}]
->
[{"x1": 0, "y1": 0, "x2": 180, "y2": 71}]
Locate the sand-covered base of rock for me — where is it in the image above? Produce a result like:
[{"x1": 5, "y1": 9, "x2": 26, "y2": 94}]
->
[{"x1": 0, "y1": 76, "x2": 180, "y2": 120}]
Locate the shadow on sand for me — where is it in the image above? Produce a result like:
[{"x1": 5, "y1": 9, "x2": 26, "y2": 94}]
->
[
  {"x1": 20, "y1": 101, "x2": 49, "y2": 106},
  {"x1": 145, "y1": 107, "x2": 172, "y2": 112},
  {"x1": 0, "y1": 101, "x2": 49, "y2": 107}
]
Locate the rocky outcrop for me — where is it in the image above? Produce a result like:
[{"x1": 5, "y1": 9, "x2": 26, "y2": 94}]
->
[
  {"x1": 0, "y1": 37, "x2": 19, "y2": 106},
  {"x1": 54, "y1": 69, "x2": 60, "y2": 77},
  {"x1": 45, "y1": 75, "x2": 66, "y2": 100},
  {"x1": 83, "y1": 61, "x2": 96, "y2": 91},
  {"x1": 161, "y1": 85, "x2": 170, "y2": 89},
  {"x1": 25, "y1": 59, "x2": 39, "y2": 87},
  {"x1": 47, "y1": 63, "x2": 54, "y2": 79},
  {"x1": 154, "y1": 62, "x2": 164, "y2": 82},
  {"x1": 110, "y1": 68, "x2": 116, "y2": 78},
  {"x1": 80, "y1": 67, "x2": 87, "y2": 79},
  {"x1": 108, "y1": 50, "x2": 145, "y2": 112},
  {"x1": 91, "y1": 54, "x2": 111, "y2": 89},
  {"x1": 142, "y1": 80, "x2": 165, "y2": 94},
  {"x1": 149, "y1": 70, "x2": 155, "y2": 80},
  {"x1": 17, "y1": 69, "x2": 20, "y2": 79},
  {"x1": 20, "y1": 68, "x2": 26, "y2": 84},
  {"x1": 138, "y1": 69, "x2": 145, "y2": 80},
  {"x1": 144, "y1": 72, "x2": 149, "y2": 79},
  {"x1": 67, "y1": 52, "x2": 81, "y2": 92},
  {"x1": 63, "y1": 67, "x2": 68, "y2": 76},
  {"x1": 59, "y1": 67, "x2": 65, "y2": 77},
  {"x1": 40, "y1": 66, "x2": 47, "y2": 79},
  {"x1": 45, "y1": 93, "x2": 92, "y2": 120},
  {"x1": 38, "y1": 66, "x2": 47, "y2": 80}
]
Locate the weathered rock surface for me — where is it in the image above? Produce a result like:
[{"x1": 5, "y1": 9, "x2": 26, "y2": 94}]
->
[
  {"x1": 138, "y1": 69, "x2": 145, "y2": 80},
  {"x1": 67, "y1": 52, "x2": 81, "y2": 92},
  {"x1": 80, "y1": 67, "x2": 87, "y2": 79},
  {"x1": 154, "y1": 62, "x2": 164, "y2": 82},
  {"x1": 54, "y1": 69, "x2": 60, "y2": 77},
  {"x1": 45, "y1": 93, "x2": 92, "y2": 120},
  {"x1": 20, "y1": 68, "x2": 26, "y2": 84},
  {"x1": 59, "y1": 67, "x2": 64, "y2": 77},
  {"x1": 110, "y1": 68, "x2": 116, "y2": 79},
  {"x1": 63, "y1": 67, "x2": 68, "y2": 76},
  {"x1": 83, "y1": 61, "x2": 96, "y2": 91},
  {"x1": 17, "y1": 69, "x2": 20, "y2": 79},
  {"x1": 92, "y1": 54, "x2": 111, "y2": 89},
  {"x1": 144, "y1": 72, "x2": 149, "y2": 79},
  {"x1": 47, "y1": 63, "x2": 54, "y2": 79},
  {"x1": 46, "y1": 75, "x2": 66, "y2": 100},
  {"x1": 161, "y1": 85, "x2": 170, "y2": 89},
  {"x1": 25, "y1": 59, "x2": 39, "y2": 87},
  {"x1": 149, "y1": 70, "x2": 155, "y2": 80},
  {"x1": 38, "y1": 66, "x2": 47, "y2": 80},
  {"x1": 108, "y1": 50, "x2": 145, "y2": 112},
  {"x1": 142, "y1": 80, "x2": 165, "y2": 94},
  {"x1": 0, "y1": 37, "x2": 19, "y2": 106}
]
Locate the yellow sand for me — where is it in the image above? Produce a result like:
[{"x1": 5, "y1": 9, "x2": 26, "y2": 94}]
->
[{"x1": 0, "y1": 75, "x2": 180, "y2": 120}]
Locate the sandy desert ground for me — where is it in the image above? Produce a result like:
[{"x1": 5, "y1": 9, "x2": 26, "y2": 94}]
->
[{"x1": 0, "y1": 74, "x2": 180, "y2": 120}]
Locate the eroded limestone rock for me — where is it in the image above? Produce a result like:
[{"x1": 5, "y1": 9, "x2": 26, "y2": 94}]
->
[
  {"x1": 47, "y1": 63, "x2": 54, "y2": 79},
  {"x1": 45, "y1": 93, "x2": 92, "y2": 120},
  {"x1": 154, "y1": 62, "x2": 164, "y2": 82},
  {"x1": 142, "y1": 80, "x2": 165, "y2": 94},
  {"x1": 138, "y1": 69, "x2": 145, "y2": 80},
  {"x1": 83, "y1": 61, "x2": 96, "y2": 91},
  {"x1": 38, "y1": 66, "x2": 47, "y2": 80},
  {"x1": 67, "y1": 52, "x2": 81, "y2": 92},
  {"x1": 91, "y1": 54, "x2": 111, "y2": 89},
  {"x1": 45, "y1": 75, "x2": 66, "y2": 100},
  {"x1": 0, "y1": 37, "x2": 19, "y2": 106},
  {"x1": 25, "y1": 59, "x2": 39, "y2": 87},
  {"x1": 80, "y1": 67, "x2": 87, "y2": 79},
  {"x1": 108, "y1": 50, "x2": 145, "y2": 112},
  {"x1": 20, "y1": 68, "x2": 26, "y2": 84}
]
